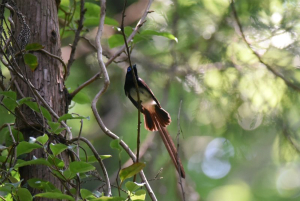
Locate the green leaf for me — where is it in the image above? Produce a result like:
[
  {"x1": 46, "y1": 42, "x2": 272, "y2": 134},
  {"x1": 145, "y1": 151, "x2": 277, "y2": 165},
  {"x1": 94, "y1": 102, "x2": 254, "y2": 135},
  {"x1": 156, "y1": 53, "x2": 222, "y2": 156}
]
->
[
  {"x1": 124, "y1": 26, "x2": 133, "y2": 36},
  {"x1": 50, "y1": 143, "x2": 67, "y2": 156},
  {"x1": 108, "y1": 34, "x2": 124, "y2": 48},
  {"x1": 16, "y1": 188, "x2": 33, "y2": 201},
  {"x1": 34, "y1": 192, "x2": 75, "y2": 201},
  {"x1": 80, "y1": 155, "x2": 112, "y2": 163},
  {"x1": 89, "y1": 197, "x2": 125, "y2": 201},
  {"x1": 36, "y1": 134, "x2": 48, "y2": 145},
  {"x1": 63, "y1": 169, "x2": 76, "y2": 180},
  {"x1": 58, "y1": 113, "x2": 88, "y2": 122},
  {"x1": 2, "y1": 96, "x2": 18, "y2": 111},
  {"x1": 24, "y1": 53, "x2": 38, "y2": 71},
  {"x1": 140, "y1": 30, "x2": 178, "y2": 42},
  {"x1": 17, "y1": 141, "x2": 42, "y2": 156},
  {"x1": 81, "y1": 189, "x2": 95, "y2": 199},
  {"x1": 53, "y1": 127, "x2": 66, "y2": 134},
  {"x1": 0, "y1": 91, "x2": 17, "y2": 100},
  {"x1": 125, "y1": 181, "x2": 145, "y2": 193},
  {"x1": 25, "y1": 43, "x2": 44, "y2": 51},
  {"x1": 17, "y1": 97, "x2": 32, "y2": 105},
  {"x1": 48, "y1": 121, "x2": 60, "y2": 132},
  {"x1": 48, "y1": 156, "x2": 65, "y2": 168},
  {"x1": 27, "y1": 178, "x2": 61, "y2": 193},
  {"x1": 14, "y1": 158, "x2": 51, "y2": 168},
  {"x1": 104, "y1": 17, "x2": 119, "y2": 26},
  {"x1": 131, "y1": 189, "x2": 146, "y2": 201},
  {"x1": 24, "y1": 101, "x2": 52, "y2": 121},
  {"x1": 72, "y1": 91, "x2": 91, "y2": 104},
  {"x1": 0, "y1": 91, "x2": 17, "y2": 111},
  {"x1": 69, "y1": 161, "x2": 95, "y2": 174},
  {"x1": 110, "y1": 139, "x2": 122, "y2": 152},
  {"x1": 119, "y1": 163, "x2": 146, "y2": 183},
  {"x1": 81, "y1": 3, "x2": 118, "y2": 27},
  {"x1": 51, "y1": 170, "x2": 65, "y2": 180}
]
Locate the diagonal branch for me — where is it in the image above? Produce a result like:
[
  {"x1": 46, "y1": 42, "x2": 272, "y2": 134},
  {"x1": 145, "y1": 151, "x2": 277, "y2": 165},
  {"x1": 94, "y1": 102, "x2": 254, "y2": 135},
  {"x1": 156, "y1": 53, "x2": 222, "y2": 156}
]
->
[
  {"x1": 120, "y1": 0, "x2": 142, "y2": 175},
  {"x1": 69, "y1": 0, "x2": 154, "y2": 99},
  {"x1": 91, "y1": 0, "x2": 156, "y2": 200},
  {"x1": 66, "y1": 0, "x2": 86, "y2": 78},
  {"x1": 230, "y1": 1, "x2": 300, "y2": 92}
]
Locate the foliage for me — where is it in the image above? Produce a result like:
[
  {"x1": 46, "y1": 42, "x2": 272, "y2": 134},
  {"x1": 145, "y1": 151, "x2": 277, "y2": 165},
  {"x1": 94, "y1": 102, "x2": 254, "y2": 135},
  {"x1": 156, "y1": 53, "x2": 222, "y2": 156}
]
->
[{"x1": 1, "y1": 0, "x2": 300, "y2": 201}]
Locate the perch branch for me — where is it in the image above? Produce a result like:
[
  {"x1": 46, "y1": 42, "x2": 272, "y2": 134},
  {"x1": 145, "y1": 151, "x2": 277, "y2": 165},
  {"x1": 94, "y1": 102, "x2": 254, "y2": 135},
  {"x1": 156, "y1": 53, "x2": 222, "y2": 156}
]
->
[
  {"x1": 91, "y1": 0, "x2": 156, "y2": 199},
  {"x1": 69, "y1": 0, "x2": 154, "y2": 99}
]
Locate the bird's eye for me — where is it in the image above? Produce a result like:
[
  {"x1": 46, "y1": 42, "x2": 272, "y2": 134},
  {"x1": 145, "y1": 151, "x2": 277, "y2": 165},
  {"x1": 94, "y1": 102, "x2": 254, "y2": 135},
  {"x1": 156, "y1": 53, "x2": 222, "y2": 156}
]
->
[{"x1": 127, "y1": 67, "x2": 131, "y2": 72}]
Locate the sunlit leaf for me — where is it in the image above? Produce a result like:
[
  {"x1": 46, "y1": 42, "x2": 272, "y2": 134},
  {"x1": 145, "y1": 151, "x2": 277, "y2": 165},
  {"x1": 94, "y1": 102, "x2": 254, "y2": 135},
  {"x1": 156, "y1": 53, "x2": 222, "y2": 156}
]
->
[
  {"x1": 119, "y1": 163, "x2": 145, "y2": 183},
  {"x1": 125, "y1": 181, "x2": 145, "y2": 193},
  {"x1": 140, "y1": 30, "x2": 178, "y2": 42},
  {"x1": 131, "y1": 189, "x2": 146, "y2": 201},
  {"x1": 36, "y1": 134, "x2": 48, "y2": 145}
]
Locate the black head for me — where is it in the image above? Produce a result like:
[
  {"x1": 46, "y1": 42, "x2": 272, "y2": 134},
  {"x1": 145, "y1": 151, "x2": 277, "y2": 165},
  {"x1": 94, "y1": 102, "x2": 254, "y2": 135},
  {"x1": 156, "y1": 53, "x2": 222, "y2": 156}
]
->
[{"x1": 126, "y1": 64, "x2": 138, "y2": 79}]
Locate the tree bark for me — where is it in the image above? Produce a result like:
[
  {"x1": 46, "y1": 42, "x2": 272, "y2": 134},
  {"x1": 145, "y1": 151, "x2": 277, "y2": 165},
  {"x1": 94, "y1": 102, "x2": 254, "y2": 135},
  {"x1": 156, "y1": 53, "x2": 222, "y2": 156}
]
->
[{"x1": 14, "y1": 0, "x2": 67, "y2": 198}]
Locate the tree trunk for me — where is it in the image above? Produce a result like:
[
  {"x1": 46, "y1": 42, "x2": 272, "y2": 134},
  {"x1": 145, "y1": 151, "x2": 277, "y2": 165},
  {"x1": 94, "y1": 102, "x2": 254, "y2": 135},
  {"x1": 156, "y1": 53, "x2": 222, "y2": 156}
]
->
[{"x1": 14, "y1": 0, "x2": 67, "y2": 198}]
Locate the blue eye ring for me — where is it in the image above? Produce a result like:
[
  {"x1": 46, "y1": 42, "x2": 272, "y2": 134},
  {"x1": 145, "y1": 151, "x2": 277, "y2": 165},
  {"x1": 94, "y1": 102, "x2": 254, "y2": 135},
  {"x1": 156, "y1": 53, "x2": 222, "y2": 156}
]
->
[{"x1": 127, "y1": 67, "x2": 132, "y2": 72}]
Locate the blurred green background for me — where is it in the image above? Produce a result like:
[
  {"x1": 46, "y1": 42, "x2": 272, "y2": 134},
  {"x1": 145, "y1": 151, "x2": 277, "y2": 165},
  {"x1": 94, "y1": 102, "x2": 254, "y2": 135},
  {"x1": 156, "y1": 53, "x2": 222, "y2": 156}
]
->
[{"x1": 2, "y1": 0, "x2": 300, "y2": 200}]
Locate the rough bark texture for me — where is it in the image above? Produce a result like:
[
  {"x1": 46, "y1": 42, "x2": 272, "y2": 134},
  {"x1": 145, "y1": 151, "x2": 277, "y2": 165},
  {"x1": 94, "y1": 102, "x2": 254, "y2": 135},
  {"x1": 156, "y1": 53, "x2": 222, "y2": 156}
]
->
[{"x1": 14, "y1": 0, "x2": 67, "y2": 198}]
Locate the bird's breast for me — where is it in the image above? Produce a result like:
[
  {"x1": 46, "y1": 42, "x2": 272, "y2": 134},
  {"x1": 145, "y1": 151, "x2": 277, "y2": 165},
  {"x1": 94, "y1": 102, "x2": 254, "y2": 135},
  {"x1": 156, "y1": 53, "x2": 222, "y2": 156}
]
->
[{"x1": 129, "y1": 87, "x2": 155, "y2": 106}]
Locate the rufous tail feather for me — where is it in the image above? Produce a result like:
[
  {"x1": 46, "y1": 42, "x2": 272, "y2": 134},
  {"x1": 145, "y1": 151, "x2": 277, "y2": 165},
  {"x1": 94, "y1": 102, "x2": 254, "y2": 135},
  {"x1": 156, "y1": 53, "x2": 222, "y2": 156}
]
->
[{"x1": 153, "y1": 119, "x2": 186, "y2": 178}]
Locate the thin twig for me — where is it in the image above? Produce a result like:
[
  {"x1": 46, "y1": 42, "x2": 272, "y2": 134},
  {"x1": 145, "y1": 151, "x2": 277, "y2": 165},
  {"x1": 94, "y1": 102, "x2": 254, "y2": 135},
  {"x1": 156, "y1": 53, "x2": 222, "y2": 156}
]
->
[
  {"x1": 90, "y1": 0, "x2": 156, "y2": 199},
  {"x1": 38, "y1": 49, "x2": 67, "y2": 79},
  {"x1": 69, "y1": 137, "x2": 110, "y2": 194},
  {"x1": 230, "y1": 1, "x2": 300, "y2": 92},
  {"x1": 176, "y1": 100, "x2": 185, "y2": 201},
  {"x1": 120, "y1": 0, "x2": 141, "y2": 181},
  {"x1": 91, "y1": 0, "x2": 112, "y2": 196},
  {"x1": 66, "y1": 0, "x2": 86, "y2": 78},
  {"x1": 69, "y1": 0, "x2": 154, "y2": 99},
  {"x1": 6, "y1": 123, "x2": 17, "y2": 167}
]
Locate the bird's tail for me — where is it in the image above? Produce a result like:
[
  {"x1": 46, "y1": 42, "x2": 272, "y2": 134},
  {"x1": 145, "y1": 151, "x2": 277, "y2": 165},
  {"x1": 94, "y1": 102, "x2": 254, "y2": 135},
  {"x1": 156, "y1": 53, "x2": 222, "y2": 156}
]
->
[
  {"x1": 143, "y1": 105, "x2": 186, "y2": 178},
  {"x1": 143, "y1": 105, "x2": 171, "y2": 131}
]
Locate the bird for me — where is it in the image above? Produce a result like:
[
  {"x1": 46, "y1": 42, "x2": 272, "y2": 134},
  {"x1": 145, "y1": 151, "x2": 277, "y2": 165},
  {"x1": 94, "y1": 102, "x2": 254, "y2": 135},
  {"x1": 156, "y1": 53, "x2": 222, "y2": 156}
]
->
[{"x1": 124, "y1": 64, "x2": 185, "y2": 178}]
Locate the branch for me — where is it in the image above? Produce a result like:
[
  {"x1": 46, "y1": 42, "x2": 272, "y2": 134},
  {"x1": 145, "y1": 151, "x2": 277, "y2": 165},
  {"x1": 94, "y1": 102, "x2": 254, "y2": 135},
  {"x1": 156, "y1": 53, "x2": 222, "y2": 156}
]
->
[
  {"x1": 120, "y1": 0, "x2": 142, "y2": 178},
  {"x1": 230, "y1": 1, "x2": 300, "y2": 92},
  {"x1": 91, "y1": 0, "x2": 156, "y2": 199},
  {"x1": 69, "y1": 0, "x2": 154, "y2": 99},
  {"x1": 91, "y1": 0, "x2": 111, "y2": 196},
  {"x1": 66, "y1": 0, "x2": 86, "y2": 78}
]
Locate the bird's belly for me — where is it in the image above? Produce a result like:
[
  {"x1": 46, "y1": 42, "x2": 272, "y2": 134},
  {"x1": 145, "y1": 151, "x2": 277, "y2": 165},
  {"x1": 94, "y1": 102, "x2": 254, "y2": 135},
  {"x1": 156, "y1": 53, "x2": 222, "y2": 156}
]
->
[{"x1": 130, "y1": 88, "x2": 155, "y2": 105}]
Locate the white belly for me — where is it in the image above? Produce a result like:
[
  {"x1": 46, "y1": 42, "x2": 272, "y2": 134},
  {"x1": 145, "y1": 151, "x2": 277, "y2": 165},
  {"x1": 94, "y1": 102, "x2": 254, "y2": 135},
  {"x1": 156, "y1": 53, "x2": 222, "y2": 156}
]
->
[{"x1": 130, "y1": 87, "x2": 156, "y2": 106}]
